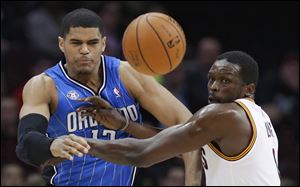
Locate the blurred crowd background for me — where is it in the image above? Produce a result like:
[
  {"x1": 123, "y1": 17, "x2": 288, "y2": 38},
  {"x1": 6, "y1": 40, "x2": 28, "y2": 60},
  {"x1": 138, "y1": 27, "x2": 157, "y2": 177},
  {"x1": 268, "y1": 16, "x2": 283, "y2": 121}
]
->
[{"x1": 1, "y1": 1, "x2": 299, "y2": 186}]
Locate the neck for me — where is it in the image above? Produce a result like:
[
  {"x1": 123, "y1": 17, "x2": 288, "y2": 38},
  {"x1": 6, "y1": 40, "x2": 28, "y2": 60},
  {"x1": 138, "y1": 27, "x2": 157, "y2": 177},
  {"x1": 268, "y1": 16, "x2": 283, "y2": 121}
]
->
[
  {"x1": 73, "y1": 73, "x2": 99, "y2": 85},
  {"x1": 65, "y1": 61, "x2": 103, "y2": 92}
]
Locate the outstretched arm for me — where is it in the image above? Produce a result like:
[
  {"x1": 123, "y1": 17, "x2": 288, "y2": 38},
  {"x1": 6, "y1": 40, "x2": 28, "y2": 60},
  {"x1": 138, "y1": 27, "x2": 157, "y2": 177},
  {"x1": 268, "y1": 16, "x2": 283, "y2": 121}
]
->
[
  {"x1": 78, "y1": 95, "x2": 202, "y2": 183},
  {"x1": 85, "y1": 103, "x2": 240, "y2": 168},
  {"x1": 86, "y1": 123, "x2": 195, "y2": 167}
]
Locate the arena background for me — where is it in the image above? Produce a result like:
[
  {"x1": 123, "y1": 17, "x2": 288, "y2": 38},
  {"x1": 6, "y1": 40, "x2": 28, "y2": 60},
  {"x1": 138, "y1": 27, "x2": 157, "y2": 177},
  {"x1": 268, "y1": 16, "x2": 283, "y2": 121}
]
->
[{"x1": 1, "y1": 1, "x2": 298, "y2": 186}]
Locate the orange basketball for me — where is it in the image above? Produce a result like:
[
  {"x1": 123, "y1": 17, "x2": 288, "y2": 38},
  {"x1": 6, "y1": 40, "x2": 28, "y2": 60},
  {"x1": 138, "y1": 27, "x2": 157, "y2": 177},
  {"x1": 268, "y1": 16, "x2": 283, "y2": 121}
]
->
[{"x1": 122, "y1": 12, "x2": 186, "y2": 75}]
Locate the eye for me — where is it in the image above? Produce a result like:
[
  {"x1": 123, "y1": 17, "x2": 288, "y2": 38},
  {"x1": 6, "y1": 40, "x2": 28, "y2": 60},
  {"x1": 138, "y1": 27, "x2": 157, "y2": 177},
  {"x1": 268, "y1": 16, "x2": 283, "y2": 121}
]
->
[
  {"x1": 88, "y1": 41, "x2": 99, "y2": 45},
  {"x1": 70, "y1": 42, "x2": 81, "y2": 45},
  {"x1": 222, "y1": 79, "x2": 230, "y2": 84}
]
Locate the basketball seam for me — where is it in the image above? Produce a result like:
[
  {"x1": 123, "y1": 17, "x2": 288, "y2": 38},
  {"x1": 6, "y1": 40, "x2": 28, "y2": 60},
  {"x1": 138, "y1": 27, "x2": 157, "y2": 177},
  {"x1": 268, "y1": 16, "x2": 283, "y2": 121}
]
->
[
  {"x1": 136, "y1": 16, "x2": 159, "y2": 74},
  {"x1": 146, "y1": 15, "x2": 173, "y2": 70},
  {"x1": 150, "y1": 15, "x2": 186, "y2": 58}
]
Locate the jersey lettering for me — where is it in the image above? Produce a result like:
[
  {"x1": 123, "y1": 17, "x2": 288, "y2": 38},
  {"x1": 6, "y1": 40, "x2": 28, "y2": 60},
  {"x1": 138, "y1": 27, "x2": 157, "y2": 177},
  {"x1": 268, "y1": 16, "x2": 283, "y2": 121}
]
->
[
  {"x1": 201, "y1": 147, "x2": 208, "y2": 170},
  {"x1": 117, "y1": 104, "x2": 138, "y2": 121},
  {"x1": 67, "y1": 111, "x2": 98, "y2": 132},
  {"x1": 92, "y1": 129, "x2": 116, "y2": 140},
  {"x1": 265, "y1": 122, "x2": 274, "y2": 138},
  {"x1": 67, "y1": 105, "x2": 138, "y2": 132}
]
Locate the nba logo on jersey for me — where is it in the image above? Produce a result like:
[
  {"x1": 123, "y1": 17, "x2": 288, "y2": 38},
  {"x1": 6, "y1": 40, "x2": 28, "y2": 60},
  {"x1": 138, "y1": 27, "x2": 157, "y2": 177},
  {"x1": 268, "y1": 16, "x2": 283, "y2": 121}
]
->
[
  {"x1": 113, "y1": 87, "x2": 121, "y2": 97},
  {"x1": 67, "y1": 90, "x2": 79, "y2": 100}
]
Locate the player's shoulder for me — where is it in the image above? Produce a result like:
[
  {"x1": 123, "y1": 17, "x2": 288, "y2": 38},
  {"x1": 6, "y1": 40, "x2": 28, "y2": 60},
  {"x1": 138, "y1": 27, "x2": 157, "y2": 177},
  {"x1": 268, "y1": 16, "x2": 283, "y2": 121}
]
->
[
  {"x1": 26, "y1": 73, "x2": 53, "y2": 84},
  {"x1": 119, "y1": 60, "x2": 142, "y2": 80},
  {"x1": 119, "y1": 60, "x2": 134, "y2": 72},
  {"x1": 200, "y1": 102, "x2": 242, "y2": 120},
  {"x1": 23, "y1": 73, "x2": 55, "y2": 91},
  {"x1": 119, "y1": 60, "x2": 154, "y2": 79}
]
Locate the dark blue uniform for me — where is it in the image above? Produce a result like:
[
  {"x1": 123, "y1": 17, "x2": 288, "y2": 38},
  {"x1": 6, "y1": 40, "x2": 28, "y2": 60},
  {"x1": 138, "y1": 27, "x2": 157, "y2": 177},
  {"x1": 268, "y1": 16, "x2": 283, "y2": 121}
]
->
[{"x1": 44, "y1": 55, "x2": 142, "y2": 186}]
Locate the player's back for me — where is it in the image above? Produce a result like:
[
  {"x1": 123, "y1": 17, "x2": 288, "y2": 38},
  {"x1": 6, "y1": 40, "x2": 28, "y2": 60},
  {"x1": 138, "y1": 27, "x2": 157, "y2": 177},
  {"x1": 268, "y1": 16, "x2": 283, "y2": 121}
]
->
[
  {"x1": 43, "y1": 55, "x2": 141, "y2": 186},
  {"x1": 202, "y1": 98, "x2": 280, "y2": 186}
]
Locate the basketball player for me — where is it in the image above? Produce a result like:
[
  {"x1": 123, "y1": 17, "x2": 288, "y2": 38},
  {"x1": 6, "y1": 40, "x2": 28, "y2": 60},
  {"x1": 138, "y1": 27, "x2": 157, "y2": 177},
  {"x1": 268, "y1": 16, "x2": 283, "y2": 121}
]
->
[
  {"x1": 15, "y1": 8, "x2": 199, "y2": 186},
  {"x1": 72, "y1": 51, "x2": 281, "y2": 185}
]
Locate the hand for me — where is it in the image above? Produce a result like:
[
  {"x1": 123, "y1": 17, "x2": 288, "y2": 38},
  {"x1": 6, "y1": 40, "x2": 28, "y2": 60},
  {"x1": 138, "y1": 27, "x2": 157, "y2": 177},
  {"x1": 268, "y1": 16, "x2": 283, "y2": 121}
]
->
[
  {"x1": 77, "y1": 96, "x2": 127, "y2": 130},
  {"x1": 50, "y1": 134, "x2": 90, "y2": 161}
]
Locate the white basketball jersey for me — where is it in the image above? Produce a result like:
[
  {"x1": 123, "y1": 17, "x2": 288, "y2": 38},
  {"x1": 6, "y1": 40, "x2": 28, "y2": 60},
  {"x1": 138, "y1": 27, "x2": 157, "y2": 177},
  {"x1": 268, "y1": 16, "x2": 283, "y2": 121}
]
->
[{"x1": 201, "y1": 98, "x2": 280, "y2": 186}]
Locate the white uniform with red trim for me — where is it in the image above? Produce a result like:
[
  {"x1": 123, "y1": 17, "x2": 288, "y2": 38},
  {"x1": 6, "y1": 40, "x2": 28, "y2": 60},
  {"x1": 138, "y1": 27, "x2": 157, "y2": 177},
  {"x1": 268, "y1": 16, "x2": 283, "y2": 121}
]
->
[{"x1": 201, "y1": 98, "x2": 280, "y2": 186}]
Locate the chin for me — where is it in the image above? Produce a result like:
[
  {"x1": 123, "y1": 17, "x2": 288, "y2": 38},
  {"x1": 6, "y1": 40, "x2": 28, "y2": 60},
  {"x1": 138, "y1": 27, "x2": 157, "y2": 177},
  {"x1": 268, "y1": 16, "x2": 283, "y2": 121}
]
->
[{"x1": 77, "y1": 68, "x2": 93, "y2": 75}]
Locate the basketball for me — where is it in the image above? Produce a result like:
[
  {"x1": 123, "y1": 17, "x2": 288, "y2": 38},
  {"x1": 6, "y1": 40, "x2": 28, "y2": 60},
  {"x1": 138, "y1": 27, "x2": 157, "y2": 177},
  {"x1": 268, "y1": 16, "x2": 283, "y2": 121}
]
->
[{"x1": 122, "y1": 12, "x2": 186, "y2": 75}]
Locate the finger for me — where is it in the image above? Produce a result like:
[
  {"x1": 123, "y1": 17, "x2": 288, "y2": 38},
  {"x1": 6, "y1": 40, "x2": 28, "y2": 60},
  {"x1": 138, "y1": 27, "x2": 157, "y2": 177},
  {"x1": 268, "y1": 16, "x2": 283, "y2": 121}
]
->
[
  {"x1": 60, "y1": 150, "x2": 74, "y2": 161},
  {"x1": 81, "y1": 111, "x2": 96, "y2": 118},
  {"x1": 64, "y1": 145, "x2": 84, "y2": 157},
  {"x1": 77, "y1": 106, "x2": 97, "y2": 113},
  {"x1": 87, "y1": 109, "x2": 106, "y2": 118},
  {"x1": 65, "y1": 137, "x2": 90, "y2": 154},
  {"x1": 84, "y1": 96, "x2": 112, "y2": 109},
  {"x1": 77, "y1": 97, "x2": 99, "y2": 105},
  {"x1": 64, "y1": 137, "x2": 89, "y2": 154},
  {"x1": 68, "y1": 134, "x2": 91, "y2": 150},
  {"x1": 81, "y1": 108, "x2": 108, "y2": 118},
  {"x1": 77, "y1": 96, "x2": 99, "y2": 104},
  {"x1": 92, "y1": 108, "x2": 109, "y2": 114}
]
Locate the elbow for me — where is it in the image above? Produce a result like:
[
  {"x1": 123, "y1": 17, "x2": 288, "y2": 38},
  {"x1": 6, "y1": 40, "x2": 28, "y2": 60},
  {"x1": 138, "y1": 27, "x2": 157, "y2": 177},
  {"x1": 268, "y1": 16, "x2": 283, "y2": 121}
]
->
[
  {"x1": 15, "y1": 141, "x2": 37, "y2": 167},
  {"x1": 16, "y1": 137, "x2": 28, "y2": 162},
  {"x1": 15, "y1": 134, "x2": 44, "y2": 167}
]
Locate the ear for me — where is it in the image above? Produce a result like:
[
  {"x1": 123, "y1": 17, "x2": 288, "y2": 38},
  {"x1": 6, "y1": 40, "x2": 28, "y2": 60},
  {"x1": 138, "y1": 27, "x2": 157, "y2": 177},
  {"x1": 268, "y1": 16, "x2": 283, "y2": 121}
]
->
[
  {"x1": 58, "y1": 36, "x2": 65, "y2": 53},
  {"x1": 101, "y1": 36, "x2": 106, "y2": 53},
  {"x1": 244, "y1": 83, "x2": 256, "y2": 97}
]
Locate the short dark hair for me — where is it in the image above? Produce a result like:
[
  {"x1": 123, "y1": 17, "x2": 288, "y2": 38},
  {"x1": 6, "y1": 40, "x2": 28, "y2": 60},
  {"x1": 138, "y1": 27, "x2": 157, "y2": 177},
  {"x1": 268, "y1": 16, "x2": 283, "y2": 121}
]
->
[
  {"x1": 60, "y1": 8, "x2": 104, "y2": 37},
  {"x1": 216, "y1": 51, "x2": 259, "y2": 85}
]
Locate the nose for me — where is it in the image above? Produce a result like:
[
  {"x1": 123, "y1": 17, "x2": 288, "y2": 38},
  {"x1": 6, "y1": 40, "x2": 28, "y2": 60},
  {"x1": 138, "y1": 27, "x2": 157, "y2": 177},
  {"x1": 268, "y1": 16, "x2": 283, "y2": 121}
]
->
[
  {"x1": 209, "y1": 80, "x2": 219, "y2": 92},
  {"x1": 80, "y1": 44, "x2": 89, "y2": 55}
]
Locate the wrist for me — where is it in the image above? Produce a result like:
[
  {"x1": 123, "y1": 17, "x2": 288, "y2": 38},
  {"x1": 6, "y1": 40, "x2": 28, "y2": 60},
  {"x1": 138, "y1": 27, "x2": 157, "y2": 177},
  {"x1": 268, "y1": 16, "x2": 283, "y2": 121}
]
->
[{"x1": 49, "y1": 138, "x2": 58, "y2": 157}]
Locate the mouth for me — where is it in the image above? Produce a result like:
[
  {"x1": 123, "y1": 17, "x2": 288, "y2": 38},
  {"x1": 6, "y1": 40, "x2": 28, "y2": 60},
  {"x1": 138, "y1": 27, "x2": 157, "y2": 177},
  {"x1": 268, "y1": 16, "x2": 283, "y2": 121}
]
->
[
  {"x1": 77, "y1": 58, "x2": 92, "y2": 65},
  {"x1": 208, "y1": 95, "x2": 218, "y2": 103}
]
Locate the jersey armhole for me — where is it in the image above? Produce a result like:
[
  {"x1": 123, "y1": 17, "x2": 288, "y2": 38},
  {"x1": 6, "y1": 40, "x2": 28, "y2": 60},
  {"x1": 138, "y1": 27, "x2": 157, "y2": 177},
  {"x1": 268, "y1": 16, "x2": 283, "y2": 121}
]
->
[{"x1": 207, "y1": 101, "x2": 257, "y2": 161}]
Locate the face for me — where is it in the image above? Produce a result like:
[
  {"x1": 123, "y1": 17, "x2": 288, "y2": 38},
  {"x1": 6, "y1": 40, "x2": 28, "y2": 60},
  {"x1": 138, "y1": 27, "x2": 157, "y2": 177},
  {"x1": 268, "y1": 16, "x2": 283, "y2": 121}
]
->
[
  {"x1": 58, "y1": 27, "x2": 106, "y2": 75},
  {"x1": 207, "y1": 59, "x2": 247, "y2": 104}
]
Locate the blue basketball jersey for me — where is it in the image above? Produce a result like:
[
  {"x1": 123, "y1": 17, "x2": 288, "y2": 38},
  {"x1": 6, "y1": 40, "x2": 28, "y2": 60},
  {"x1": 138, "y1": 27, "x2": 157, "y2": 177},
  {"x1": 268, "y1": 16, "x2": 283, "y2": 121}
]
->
[{"x1": 44, "y1": 55, "x2": 142, "y2": 186}]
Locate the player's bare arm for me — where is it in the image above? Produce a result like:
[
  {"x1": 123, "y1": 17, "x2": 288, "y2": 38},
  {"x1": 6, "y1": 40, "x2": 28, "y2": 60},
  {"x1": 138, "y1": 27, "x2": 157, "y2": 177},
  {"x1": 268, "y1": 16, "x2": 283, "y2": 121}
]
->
[
  {"x1": 80, "y1": 103, "x2": 244, "y2": 167},
  {"x1": 17, "y1": 74, "x2": 90, "y2": 166},
  {"x1": 19, "y1": 74, "x2": 53, "y2": 119},
  {"x1": 120, "y1": 61, "x2": 192, "y2": 125}
]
